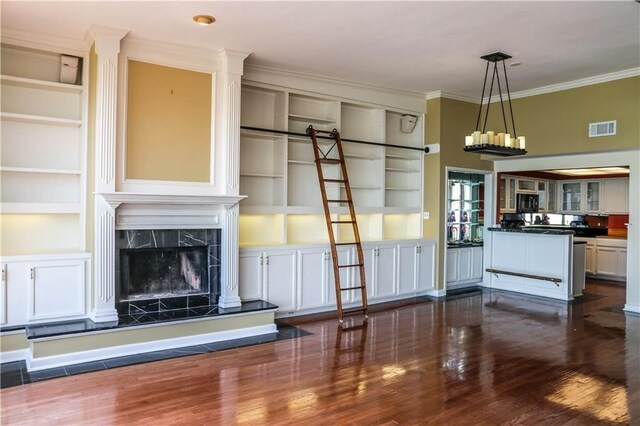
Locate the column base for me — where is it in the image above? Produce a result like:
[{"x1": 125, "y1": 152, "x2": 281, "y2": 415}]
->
[
  {"x1": 90, "y1": 308, "x2": 119, "y2": 323},
  {"x1": 218, "y1": 295, "x2": 242, "y2": 309}
]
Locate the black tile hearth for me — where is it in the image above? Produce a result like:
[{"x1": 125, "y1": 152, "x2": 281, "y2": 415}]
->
[{"x1": 1, "y1": 321, "x2": 311, "y2": 389}]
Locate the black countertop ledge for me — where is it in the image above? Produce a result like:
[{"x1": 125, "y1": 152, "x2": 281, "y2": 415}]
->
[{"x1": 488, "y1": 227, "x2": 575, "y2": 235}]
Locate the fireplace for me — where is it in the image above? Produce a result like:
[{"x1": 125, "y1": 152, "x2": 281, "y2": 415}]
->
[{"x1": 115, "y1": 229, "x2": 221, "y2": 315}]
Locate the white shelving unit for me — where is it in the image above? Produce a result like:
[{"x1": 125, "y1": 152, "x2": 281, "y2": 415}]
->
[
  {"x1": 1, "y1": 44, "x2": 87, "y2": 219},
  {"x1": 239, "y1": 82, "x2": 425, "y2": 246}
]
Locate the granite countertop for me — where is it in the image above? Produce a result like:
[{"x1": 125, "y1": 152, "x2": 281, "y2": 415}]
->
[
  {"x1": 447, "y1": 242, "x2": 484, "y2": 248},
  {"x1": 487, "y1": 227, "x2": 574, "y2": 235}
]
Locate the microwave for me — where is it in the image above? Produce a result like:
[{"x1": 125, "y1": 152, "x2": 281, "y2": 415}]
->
[{"x1": 516, "y1": 193, "x2": 539, "y2": 213}]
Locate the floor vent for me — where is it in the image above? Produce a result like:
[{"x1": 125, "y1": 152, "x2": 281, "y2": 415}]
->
[{"x1": 589, "y1": 120, "x2": 616, "y2": 137}]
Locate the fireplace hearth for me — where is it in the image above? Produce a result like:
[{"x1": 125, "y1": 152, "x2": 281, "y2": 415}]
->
[{"x1": 115, "y1": 229, "x2": 221, "y2": 316}]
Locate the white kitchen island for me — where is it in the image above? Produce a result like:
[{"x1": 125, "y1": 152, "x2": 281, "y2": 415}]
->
[{"x1": 484, "y1": 228, "x2": 580, "y2": 301}]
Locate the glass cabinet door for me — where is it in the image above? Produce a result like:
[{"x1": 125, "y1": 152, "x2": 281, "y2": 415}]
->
[
  {"x1": 537, "y1": 181, "x2": 547, "y2": 212},
  {"x1": 547, "y1": 181, "x2": 557, "y2": 212},
  {"x1": 586, "y1": 181, "x2": 601, "y2": 212},
  {"x1": 561, "y1": 182, "x2": 582, "y2": 212},
  {"x1": 499, "y1": 178, "x2": 506, "y2": 211},
  {"x1": 508, "y1": 178, "x2": 516, "y2": 211}
]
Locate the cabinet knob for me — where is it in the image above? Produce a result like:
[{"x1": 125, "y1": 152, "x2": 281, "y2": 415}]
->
[{"x1": 30, "y1": 268, "x2": 34, "y2": 280}]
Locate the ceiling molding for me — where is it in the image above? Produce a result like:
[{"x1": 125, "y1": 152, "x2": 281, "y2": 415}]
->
[
  {"x1": 507, "y1": 67, "x2": 640, "y2": 100},
  {"x1": 430, "y1": 68, "x2": 640, "y2": 105},
  {"x1": 1, "y1": 27, "x2": 91, "y2": 56}
]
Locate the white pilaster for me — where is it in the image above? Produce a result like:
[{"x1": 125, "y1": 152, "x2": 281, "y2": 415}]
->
[
  {"x1": 219, "y1": 204, "x2": 242, "y2": 308},
  {"x1": 220, "y1": 49, "x2": 250, "y2": 196},
  {"x1": 90, "y1": 26, "x2": 128, "y2": 322}
]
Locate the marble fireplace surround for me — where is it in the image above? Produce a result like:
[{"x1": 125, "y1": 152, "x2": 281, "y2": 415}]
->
[{"x1": 93, "y1": 192, "x2": 246, "y2": 323}]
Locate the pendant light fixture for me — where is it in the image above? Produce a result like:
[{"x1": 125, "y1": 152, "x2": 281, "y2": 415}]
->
[{"x1": 464, "y1": 52, "x2": 526, "y2": 156}]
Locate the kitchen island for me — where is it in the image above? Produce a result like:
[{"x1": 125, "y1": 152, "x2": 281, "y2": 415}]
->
[{"x1": 484, "y1": 227, "x2": 582, "y2": 301}]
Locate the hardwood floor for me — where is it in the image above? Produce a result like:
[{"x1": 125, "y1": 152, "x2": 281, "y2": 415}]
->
[{"x1": 2, "y1": 280, "x2": 638, "y2": 425}]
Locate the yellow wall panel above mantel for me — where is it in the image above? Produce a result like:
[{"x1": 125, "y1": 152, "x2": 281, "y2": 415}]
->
[{"x1": 126, "y1": 60, "x2": 212, "y2": 183}]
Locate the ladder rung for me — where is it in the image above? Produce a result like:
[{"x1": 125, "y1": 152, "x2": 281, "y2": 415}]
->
[
  {"x1": 323, "y1": 179, "x2": 346, "y2": 183},
  {"x1": 342, "y1": 307, "x2": 367, "y2": 316},
  {"x1": 317, "y1": 158, "x2": 342, "y2": 164},
  {"x1": 326, "y1": 199, "x2": 351, "y2": 203},
  {"x1": 331, "y1": 220, "x2": 355, "y2": 224},
  {"x1": 338, "y1": 263, "x2": 363, "y2": 268},
  {"x1": 334, "y1": 242, "x2": 360, "y2": 246},
  {"x1": 340, "y1": 285, "x2": 366, "y2": 291}
]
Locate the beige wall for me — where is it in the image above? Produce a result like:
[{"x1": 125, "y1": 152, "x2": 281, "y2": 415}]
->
[
  {"x1": 126, "y1": 60, "x2": 212, "y2": 182},
  {"x1": 486, "y1": 76, "x2": 639, "y2": 155}
]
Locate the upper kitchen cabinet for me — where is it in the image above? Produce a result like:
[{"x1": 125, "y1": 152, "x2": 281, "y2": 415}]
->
[
  {"x1": 584, "y1": 180, "x2": 602, "y2": 213},
  {"x1": 602, "y1": 178, "x2": 629, "y2": 214}
]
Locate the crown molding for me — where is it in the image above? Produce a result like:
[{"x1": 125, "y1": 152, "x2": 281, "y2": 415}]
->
[
  {"x1": 428, "y1": 68, "x2": 640, "y2": 105},
  {"x1": 121, "y1": 36, "x2": 223, "y2": 73},
  {"x1": 507, "y1": 67, "x2": 640, "y2": 100},
  {"x1": 1, "y1": 27, "x2": 91, "y2": 56}
]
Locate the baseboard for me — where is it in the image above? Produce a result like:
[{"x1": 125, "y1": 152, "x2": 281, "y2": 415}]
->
[
  {"x1": 623, "y1": 304, "x2": 640, "y2": 316},
  {"x1": 27, "y1": 323, "x2": 277, "y2": 372},
  {"x1": 0, "y1": 349, "x2": 29, "y2": 364},
  {"x1": 423, "y1": 289, "x2": 446, "y2": 298}
]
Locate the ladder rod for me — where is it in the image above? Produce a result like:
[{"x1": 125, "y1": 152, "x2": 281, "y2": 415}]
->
[{"x1": 307, "y1": 125, "x2": 369, "y2": 323}]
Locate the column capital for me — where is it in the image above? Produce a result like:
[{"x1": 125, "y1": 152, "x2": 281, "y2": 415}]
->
[
  {"x1": 88, "y1": 25, "x2": 129, "y2": 55},
  {"x1": 220, "y1": 49, "x2": 251, "y2": 76}
]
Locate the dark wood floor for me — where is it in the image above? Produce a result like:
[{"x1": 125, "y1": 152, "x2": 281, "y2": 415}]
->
[{"x1": 2, "y1": 279, "x2": 638, "y2": 425}]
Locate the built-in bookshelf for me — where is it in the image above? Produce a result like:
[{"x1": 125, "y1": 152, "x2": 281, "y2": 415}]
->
[{"x1": 239, "y1": 82, "x2": 424, "y2": 246}]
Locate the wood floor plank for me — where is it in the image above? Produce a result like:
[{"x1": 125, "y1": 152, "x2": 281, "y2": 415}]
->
[{"x1": 1, "y1": 279, "x2": 638, "y2": 425}]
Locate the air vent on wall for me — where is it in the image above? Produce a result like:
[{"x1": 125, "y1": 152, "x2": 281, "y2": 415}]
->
[{"x1": 589, "y1": 120, "x2": 616, "y2": 137}]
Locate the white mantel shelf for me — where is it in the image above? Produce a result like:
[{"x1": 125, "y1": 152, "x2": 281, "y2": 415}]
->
[{"x1": 97, "y1": 192, "x2": 247, "y2": 209}]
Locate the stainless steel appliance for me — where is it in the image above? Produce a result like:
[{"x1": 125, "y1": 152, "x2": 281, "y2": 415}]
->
[
  {"x1": 501, "y1": 213, "x2": 525, "y2": 228},
  {"x1": 516, "y1": 193, "x2": 539, "y2": 213}
]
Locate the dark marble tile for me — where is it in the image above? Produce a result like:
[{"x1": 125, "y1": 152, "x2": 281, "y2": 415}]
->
[
  {"x1": 170, "y1": 345, "x2": 210, "y2": 356},
  {"x1": 116, "y1": 302, "x2": 129, "y2": 315},
  {"x1": 139, "y1": 351, "x2": 177, "y2": 363},
  {"x1": 203, "y1": 340, "x2": 238, "y2": 352},
  {"x1": 160, "y1": 310, "x2": 190, "y2": 321},
  {"x1": 25, "y1": 367, "x2": 67, "y2": 382},
  {"x1": 0, "y1": 325, "x2": 25, "y2": 333},
  {"x1": 188, "y1": 306, "x2": 219, "y2": 316},
  {"x1": 65, "y1": 361, "x2": 107, "y2": 376},
  {"x1": 188, "y1": 294, "x2": 210, "y2": 308},
  {"x1": 0, "y1": 361, "x2": 25, "y2": 374},
  {"x1": 160, "y1": 296, "x2": 188, "y2": 311},
  {"x1": 26, "y1": 319, "x2": 118, "y2": 340},
  {"x1": 103, "y1": 355, "x2": 143, "y2": 369},
  {"x1": 129, "y1": 299, "x2": 160, "y2": 314},
  {"x1": 276, "y1": 324, "x2": 312, "y2": 340},
  {"x1": 1, "y1": 373, "x2": 23, "y2": 388}
]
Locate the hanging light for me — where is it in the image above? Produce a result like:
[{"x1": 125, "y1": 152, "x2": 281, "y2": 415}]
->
[{"x1": 464, "y1": 52, "x2": 526, "y2": 156}]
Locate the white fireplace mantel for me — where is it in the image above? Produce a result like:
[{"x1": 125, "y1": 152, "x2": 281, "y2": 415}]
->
[{"x1": 98, "y1": 192, "x2": 246, "y2": 210}]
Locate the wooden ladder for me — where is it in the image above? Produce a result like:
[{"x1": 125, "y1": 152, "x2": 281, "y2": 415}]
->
[{"x1": 306, "y1": 125, "x2": 369, "y2": 323}]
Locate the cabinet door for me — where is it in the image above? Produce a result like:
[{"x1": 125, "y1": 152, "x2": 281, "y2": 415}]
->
[
  {"x1": 507, "y1": 178, "x2": 516, "y2": 212},
  {"x1": 603, "y1": 178, "x2": 629, "y2": 213},
  {"x1": 297, "y1": 247, "x2": 328, "y2": 311},
  {"x1": 585, "y1": 245, "x2": 595, "y2": 274},
  {"x1": 585, "y1": 181, "x2": 601, "y2": 212},
  {"x1": 499, "y1": 178, "x2": 506, "y2": 212},
  {"x1": 264, "y1": 250, "x2": 297, "y2": 313},
  {"x1": 595, "y1": 247, "x2": 618, "y2": 276},
  {"x1": 416, "y1": 243, "x2": 435, "y2": 292},
  {"x1": 446, "y1": 249, "x2": 458, "y2": 283},
  {"x1": 374, "y1": 246, "x2": 396, "y2": 298},
  {"x1": 537, "y1": 181, "x2": 547, "y2": 213},
  {"x1": 239, "y1": 251, "x2": 264, "y2": 301},
  {"x1": 457, "y1": 248, "x2": 473, "y2": 282},
  {"x1": 561, "y1": 182, "x2": 582, "y2": 212},
  {"x1": 618, "y1": 249, "x2": 627, "y2": 278},
  {"x1": 547, "y1": 181, "x2": 557, "y2": 213},
  {"x1": 0, "y1": 264, "x2": 6, "y2": 325},
  {"x1": 397, "y1": 243, "x2": 417, "y2": 296},
  {"x1": 328, "y1": 247, "x2": 352, "y2": 305},
  {"x1": 517, "y1": 179, "x2": 537, "y2": 193},
  {"x1": 471, "y1": 247, "x2": 483, "y2": 280},
  {"x1": 29, "y1": 260, "x2": 85, "y2": 321}
]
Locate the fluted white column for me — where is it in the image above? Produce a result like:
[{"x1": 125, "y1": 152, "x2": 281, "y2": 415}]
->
[
  {"x1": 90, "y1": 26, "x2": 128, "y2": 322},
  {"x1": 218, "y1": 49, "x2": 248, "y2": 308}
]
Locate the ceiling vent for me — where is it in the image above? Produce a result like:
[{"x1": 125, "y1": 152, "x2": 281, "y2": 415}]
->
[{"x1": 589, "y1": 120, "x2": 616, "y2": 137}]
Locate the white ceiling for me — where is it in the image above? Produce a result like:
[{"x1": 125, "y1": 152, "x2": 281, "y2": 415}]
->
[{"x1": 2, "y1": 1, "x2": 639, "y2": 98}]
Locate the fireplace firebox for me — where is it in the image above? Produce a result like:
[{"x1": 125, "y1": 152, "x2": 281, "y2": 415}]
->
[{"x1": 115, "y1": 229, "x2": 220, "y2": 315}]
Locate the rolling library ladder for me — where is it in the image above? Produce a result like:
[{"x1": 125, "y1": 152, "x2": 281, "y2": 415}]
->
[{"x1": 306, "y1": 125, "x2": 369, "y2": 323}]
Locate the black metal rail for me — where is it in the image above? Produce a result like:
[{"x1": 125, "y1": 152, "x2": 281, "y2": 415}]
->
[
  {"x1": 486, "y1": 268, "x2": 561, "y2": 286},
  {"x1": 241, "y1": 126, "x2": 430, "y2": 154}
]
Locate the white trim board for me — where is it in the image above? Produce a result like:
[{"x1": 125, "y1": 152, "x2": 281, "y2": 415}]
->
[
  {"x1": 27, "y1": 323, "x2": 277, "y2": 371},
  {"x1": 0, "y1": 349, "x2": 29, "y2": 364}
]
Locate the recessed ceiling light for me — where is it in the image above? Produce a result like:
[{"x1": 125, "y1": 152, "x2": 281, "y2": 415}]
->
[
  {"x1": 193, "y1": 15, "x2": 215, "y2": 25},
  {"x1": 509, "y1": 62, "x2": 522, "y2": 67}
]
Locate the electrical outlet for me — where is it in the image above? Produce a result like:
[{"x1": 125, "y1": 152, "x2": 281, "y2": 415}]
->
[{"x1": 423, "y1": 211, "x2": 430, "y2": 220}]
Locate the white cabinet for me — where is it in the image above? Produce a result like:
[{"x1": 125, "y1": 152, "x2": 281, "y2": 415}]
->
[
  {"x1": 239, "y1": 239, "x2": 435, "y2": 317},
  {"x1": 594, "y1": 238, "x2": 627, "y2": 280},
  {"x1": 238, "y1": 248, "x2": 296, "y2": 313},
  {"x1": 584, "y1": 180, "x2": 602, "y2": 213},
  {"x1": 560, "y1": 181, "x2": 583, "y2": 213},
  {"x1": 537, "y1": 181, "x2": 547, "y2": 213},
  {"x1": 499, "y1": 177, "x2": 516, "y2": 213},
  {"x1": 585, "y1": 240, "x2": 596, "y2": 274},
  {"x1": 446, "y1": 246, "x2": 483, "y2": 288},
  {"x1": 547, "y1": 181, "x2": 557, "y2": 213},
  {"x1": 602, "y1": 178, "x2": 629, "y2": 213},
  {"x1": 0, "y1": 254, "x2": 90, "y2": 327},
  {"x1": 517, "y1": 179, "x2": 537, "y2": 193}
]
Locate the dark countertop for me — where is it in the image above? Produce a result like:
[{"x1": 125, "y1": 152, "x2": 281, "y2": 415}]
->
[
  {"x1": 524, "y1": 225, "x2": 608, "y2": 238},
  {"x1": 573, "y1": 241, "x2": 587, "y2": 245},
  {"x1": 447, "y1": 242, "x2": 484, "y2": 248},
  {"x1": 488, "y1": 227, "x2": 574, "y2": 235}
]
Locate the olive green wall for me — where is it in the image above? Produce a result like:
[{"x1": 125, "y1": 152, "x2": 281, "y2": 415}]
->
[
  {"x1": 0, "y1": 332, "x2": 28, "y2": 353},
  {"x1": 424, "y1": 97, "x2": 492, "y2": 289},
  {"x1": 486, "y1": 76, "x2": 639, "y2": 156},
  {"x1": 126, "y1": 60, "x2": 212, "y2": 182}
]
